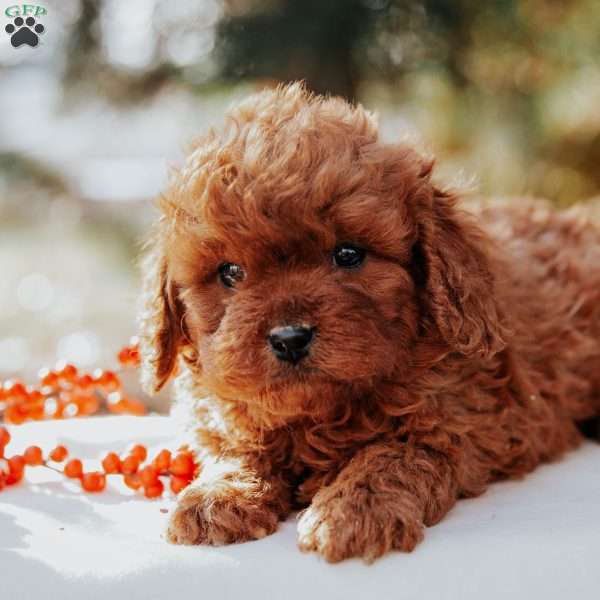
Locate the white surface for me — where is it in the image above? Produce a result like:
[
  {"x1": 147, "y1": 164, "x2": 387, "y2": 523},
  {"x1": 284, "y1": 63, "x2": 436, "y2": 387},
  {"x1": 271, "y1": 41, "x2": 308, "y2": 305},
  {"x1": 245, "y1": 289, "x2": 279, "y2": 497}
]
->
[{"x1": 1, "y1": 416, "x2": 599, "y2": 600}]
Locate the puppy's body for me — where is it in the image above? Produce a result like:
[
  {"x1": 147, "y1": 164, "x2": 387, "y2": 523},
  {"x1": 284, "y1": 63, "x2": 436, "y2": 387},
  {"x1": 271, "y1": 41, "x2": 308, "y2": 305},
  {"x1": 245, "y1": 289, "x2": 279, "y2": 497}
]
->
[{"x1": 141, "y1": 84, "x2": 600, "y2": 562}]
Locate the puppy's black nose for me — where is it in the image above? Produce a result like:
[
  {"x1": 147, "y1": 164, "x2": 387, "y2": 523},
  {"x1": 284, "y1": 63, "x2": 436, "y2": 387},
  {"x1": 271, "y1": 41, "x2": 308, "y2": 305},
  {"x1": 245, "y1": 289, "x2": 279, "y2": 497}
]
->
[{"x1": 268, "y1": 326, "x2": 314, "y2": 364}]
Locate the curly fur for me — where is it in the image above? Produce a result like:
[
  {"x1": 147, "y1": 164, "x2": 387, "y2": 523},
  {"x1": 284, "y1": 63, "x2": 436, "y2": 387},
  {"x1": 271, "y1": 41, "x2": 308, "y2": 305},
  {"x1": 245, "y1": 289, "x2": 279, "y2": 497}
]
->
[{"x1": 139, "y1": 83, "x2": 600, "y2": 562}]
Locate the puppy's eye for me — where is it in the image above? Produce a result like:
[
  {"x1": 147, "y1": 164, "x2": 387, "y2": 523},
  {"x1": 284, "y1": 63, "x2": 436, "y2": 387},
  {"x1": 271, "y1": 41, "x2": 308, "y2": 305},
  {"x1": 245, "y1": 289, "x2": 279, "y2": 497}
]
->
[
  {"x1": 333, "y1": 244, "x2": 366, "y2": 269},
  {"x1": 218, "y1": 262, "x2": 245, "y2": 288}
]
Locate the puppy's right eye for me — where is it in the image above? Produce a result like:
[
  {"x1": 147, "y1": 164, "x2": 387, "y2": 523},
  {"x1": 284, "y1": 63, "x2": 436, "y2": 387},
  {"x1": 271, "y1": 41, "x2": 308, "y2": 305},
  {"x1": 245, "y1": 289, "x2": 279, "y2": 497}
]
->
[
  {"x1": 218, "y1": 262, "x2": 245, "y2": 288},
  {"x1": 333, "y1": 244, "x2": 366, "y2": 269}
]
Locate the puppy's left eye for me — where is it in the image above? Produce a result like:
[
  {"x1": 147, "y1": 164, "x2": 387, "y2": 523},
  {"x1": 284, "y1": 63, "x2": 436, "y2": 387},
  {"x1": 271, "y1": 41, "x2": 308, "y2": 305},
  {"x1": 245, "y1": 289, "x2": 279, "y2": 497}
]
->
[
  {"x1": 332, "y1": 244, "x2": 366, "y2": 269},
  {"x1": 218, "y1": 262, "x2": 245, "y2": 288}
]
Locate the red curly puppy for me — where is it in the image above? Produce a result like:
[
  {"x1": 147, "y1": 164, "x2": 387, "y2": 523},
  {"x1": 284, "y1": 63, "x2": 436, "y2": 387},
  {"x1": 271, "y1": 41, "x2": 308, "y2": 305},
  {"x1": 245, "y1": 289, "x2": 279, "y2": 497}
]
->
[{"x1": 140, "y1": 83, "x2": 600, "y2": 562}]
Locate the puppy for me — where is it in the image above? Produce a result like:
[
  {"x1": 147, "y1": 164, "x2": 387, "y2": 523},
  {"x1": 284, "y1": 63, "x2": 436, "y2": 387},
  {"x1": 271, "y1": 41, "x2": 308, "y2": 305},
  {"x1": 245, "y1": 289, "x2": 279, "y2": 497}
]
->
[{"x1": 140, "y1": 83, "x2": 600, "y2": 562}]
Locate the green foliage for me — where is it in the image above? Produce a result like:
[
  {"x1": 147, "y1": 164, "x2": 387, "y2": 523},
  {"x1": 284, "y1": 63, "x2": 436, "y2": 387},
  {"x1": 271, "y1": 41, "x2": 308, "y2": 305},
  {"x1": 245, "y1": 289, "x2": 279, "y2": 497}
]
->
[
  {"x1": 212, "y1": 0, "x2": 600, "y2": 202},
  {"x1": 16, "y1": 0, "x2": 600, "y2": 202}
]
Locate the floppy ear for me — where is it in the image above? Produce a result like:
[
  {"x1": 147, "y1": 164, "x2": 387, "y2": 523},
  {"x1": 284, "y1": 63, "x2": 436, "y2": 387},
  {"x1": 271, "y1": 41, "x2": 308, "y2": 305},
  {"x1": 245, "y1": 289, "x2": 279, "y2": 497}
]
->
[
  {"x1": 413, "y1": 186, "x2": 507, "y2": 358},
  {"x1": 138, "y1": 245, "x2": 186, "y2": 394}
]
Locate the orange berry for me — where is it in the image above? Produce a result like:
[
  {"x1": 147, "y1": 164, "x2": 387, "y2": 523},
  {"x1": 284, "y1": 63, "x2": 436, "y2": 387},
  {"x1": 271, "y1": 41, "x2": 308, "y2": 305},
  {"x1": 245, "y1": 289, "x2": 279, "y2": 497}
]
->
[
  {"x1": 122, "y1": 397, "x2": 146, "y2": 416},
  {"x1": 169, "y1": 475, "x2": 191, "y2": 494},
  {"x1": 106, "y1": 394, "x2": 146, "y2": 416},
  {"x1": 0, "y1": 471, "x2": 5, "y2": 491},
  {"x1": 121, "y1": 455, "x2": 140, "y2": 475},
  {"x1": 152, "y1": 449, "x2": 171, "y2": 473},
  {"x1": 0, "y1": 426, "x2": 10, "y2": 448},
  {"x1": 64, "y1": 458, "x2": 83, "y2": 479},
  {"x1": 129, "y1": 444, "x2": 147, "y2": 462},
  {"x1": 28, "y1": 399, "x2": 46, "y2": 421},
  {"x1": 93, "y1": 369, "x2": 120, "y2": 392},
  {"x1": 76, "y1": 374, "x2": 94, "y2": 391},
  {"x1": 143, "y1": 479, "x2": 164, "y2": 499},
  {"x1": 4, "y1": 405, "x2": 26, "y2": 425},
  {"x1": 27, "y1": 389, "x2": 44, "y2": 403},
  {"x1": 6, "y1": 471, "x2": 23, "y2": 485},
  {"x1": 15, "y1": 402, "x2": 36, "y2": 421},
  {"x1": 81, "y1": 471, "x2": 106, "y2": 493},
  {"x1": 115, "y1": 397, "x2": 146, "y2": 416},
  {"x1": 129, "y1": 348, "x2": 140, "y2": 367},
  {"x1": 169, "y1": 452, "x2": 195, "y2": 478},
  {"x1": 57, "y1": 363, "x2": 78, "y2": 382},
  {"x1": 140, "y1": 465, "x2": 159, "y2": 487},
  {"x1": 117, "y1": 347, "x2": 132, "y2": 365},
  {"x1": 3, "y1": 380, "x2": 27, "y2": 399},
  {"x1": 25, "y1": 389, "x2": 45, "y2": 416},
  {"x1": 39, "y1": 369, "x2": 59, "y2": 388},
  {"x1": 106, "y1": 391, "x2": 123, "y2": 413},
  {"x1": 5, "y1": 455, "x2": 25, "y2": 485},
  {"x1": 49, "y1": 445, "x2": 68, "y2": 462},
  {"x1": 8, "y1": 455, "x2": 25, "y2": 475},
  {"x1": 76, "y1": 393, "x2": 100, "y2": 415},
  {"x1": 23, "y1": 446, "x2": 44, "y2": 466},
  {"x1": 28, "y1": 406, "x2": 45, "y2": 421},
  {"x1": 123, "y1": 473, "x2": 142, "y2": 490},
  {"x1": 101, "y1": 452, "x2": 121, "y2": 474}
]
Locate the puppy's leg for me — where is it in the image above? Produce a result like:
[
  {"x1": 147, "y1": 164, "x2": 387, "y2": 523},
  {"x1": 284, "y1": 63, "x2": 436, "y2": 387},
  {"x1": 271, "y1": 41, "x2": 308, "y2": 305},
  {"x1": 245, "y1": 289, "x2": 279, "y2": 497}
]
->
[
  {"x1": 167, "y1": 456, "x2": 291, "y2": 545},
  {"x1": 297, "y1": 442, "x2": 459, "y2": 563}
]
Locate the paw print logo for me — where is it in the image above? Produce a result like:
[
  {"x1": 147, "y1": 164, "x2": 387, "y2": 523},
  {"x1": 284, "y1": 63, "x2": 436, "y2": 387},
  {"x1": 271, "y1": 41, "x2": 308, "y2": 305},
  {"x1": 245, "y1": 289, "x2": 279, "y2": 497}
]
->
[{"x1": 5, "y1": 16, "x2": 45, "y2": 48}]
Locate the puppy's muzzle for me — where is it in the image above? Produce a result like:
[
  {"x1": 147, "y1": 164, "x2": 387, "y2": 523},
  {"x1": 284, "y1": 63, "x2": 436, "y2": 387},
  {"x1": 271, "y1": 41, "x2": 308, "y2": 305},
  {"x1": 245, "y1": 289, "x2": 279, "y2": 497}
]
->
[{"x1": 268, "y1": 325, "x2": 315, "y2": 365}]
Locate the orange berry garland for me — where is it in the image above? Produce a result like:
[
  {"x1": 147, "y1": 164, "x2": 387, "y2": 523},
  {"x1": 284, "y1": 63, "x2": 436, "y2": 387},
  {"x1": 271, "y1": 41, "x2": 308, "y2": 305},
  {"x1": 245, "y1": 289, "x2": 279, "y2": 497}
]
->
[
  {"x1": 0, "y1": 338, "x2": 143, "y2": 425},
  {"x1": 0, "y1": 338, "x2": 201, "y2": 500},
  {"x1": 0, "y1": 424, "x2": 199, "y2": 498}
]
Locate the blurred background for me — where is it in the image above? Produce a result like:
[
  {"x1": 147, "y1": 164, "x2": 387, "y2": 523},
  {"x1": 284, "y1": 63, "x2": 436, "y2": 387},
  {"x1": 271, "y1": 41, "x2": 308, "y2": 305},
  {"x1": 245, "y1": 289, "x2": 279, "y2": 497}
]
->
[{"x1": 1, "y1": 0, "x2": 600, "y2": 404}]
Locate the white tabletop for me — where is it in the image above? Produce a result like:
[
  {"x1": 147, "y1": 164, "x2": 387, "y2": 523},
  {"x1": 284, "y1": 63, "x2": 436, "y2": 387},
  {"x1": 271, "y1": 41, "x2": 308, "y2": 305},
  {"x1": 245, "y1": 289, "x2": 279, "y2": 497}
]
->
[{"x1": 1, "y1": 416, "x2": 599, "y2": 600}]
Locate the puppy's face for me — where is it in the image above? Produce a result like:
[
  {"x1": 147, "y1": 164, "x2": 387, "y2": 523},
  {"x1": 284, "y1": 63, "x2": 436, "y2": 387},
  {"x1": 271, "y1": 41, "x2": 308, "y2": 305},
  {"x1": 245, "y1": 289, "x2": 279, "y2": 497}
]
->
[
  {"x1": 166, "y1": 178, "x2": 421, "y2": 420},
  {"x1": 141, "y1": 85, "x2": 504, "y2": 425}
]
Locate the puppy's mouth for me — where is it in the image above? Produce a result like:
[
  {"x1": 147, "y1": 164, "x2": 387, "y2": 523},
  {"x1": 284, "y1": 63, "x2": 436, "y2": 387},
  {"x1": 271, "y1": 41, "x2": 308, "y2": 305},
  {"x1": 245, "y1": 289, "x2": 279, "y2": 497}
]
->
[
  {"x1": 260, "y1": 361, "x2": 378, "y2": 401},
  {"x1": 271, "y1": 361, "x2": 321, "y2": 378},
  {"x1": 250, "y1": 374, "x2": 346, "y2": 422},
  {"x1": 262, "y1": 363, "x2": 325, "y2": 391},
  {"x1": 261, "y1": 352, "x2": 386, "y2": 396},
  {"x1": 207, "y1": 356, "x2": 378, "y2": 425}
]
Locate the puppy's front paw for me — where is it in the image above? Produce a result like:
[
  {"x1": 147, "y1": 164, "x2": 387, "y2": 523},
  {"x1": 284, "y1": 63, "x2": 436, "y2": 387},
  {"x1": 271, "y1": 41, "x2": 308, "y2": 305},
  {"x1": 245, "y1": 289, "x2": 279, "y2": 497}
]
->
[
  {"x1": 297, "y1": 492, "x2": 424, "y2": 563},
  {"x1": 166, "y1": 482, "x2": 280, "y2": 546}
]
